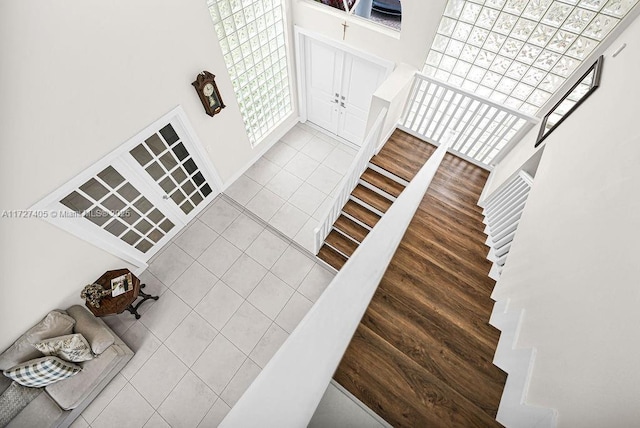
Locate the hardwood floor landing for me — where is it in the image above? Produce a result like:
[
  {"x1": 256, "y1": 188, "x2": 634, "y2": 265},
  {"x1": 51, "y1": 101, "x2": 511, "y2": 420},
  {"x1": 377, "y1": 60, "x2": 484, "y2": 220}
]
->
[{"x1": 333, "y1": 133, "x2": 505, "y2": 427}]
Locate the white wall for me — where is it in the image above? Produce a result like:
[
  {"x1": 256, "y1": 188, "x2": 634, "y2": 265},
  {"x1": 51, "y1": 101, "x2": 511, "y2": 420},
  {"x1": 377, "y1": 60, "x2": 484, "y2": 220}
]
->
[
  {"x1": 292, "y1": 0, "x2": 446, "y2": 69},
  {"x1": 489, "y1": 16, "x2": 640, "y2": 426},
  {"x1": 0, "y1": 0, "x2": 295, "y2": 349}
]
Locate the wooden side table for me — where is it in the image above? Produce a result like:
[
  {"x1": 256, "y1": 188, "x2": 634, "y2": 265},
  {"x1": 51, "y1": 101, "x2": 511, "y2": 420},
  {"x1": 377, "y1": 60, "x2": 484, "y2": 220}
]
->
[{"x1": 85, "y1": 269, "x2": 159, "y2": 319}]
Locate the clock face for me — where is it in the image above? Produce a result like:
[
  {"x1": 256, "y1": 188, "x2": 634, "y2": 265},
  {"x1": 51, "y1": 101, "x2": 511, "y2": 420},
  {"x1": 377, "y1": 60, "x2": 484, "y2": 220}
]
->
[{"x1": 203, "y1": 83, "x2": 214, "y2": 97}]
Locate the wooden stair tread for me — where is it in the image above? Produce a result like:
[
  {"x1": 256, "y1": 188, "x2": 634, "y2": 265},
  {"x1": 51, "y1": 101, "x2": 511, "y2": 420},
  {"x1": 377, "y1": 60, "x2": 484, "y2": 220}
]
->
[
  {"x1": 361, "y1": 168, "x2": 405, "y2": 198},
  {"x1": 326, "y1": 230, "x2": 358, "y2": 257},
  {"x1": 342, "y1": 200, "x2": 380, "y2": 229},
  {"x1": 352, "y1": 184, "x2": 392, "y2": 213},
  {"x1": 370, "y1": 156, "x2": 414, "y2": 183},
  {"x1": 334, "y1": 215, "x2": 369, "y2": 243},
  {"x1": 318, "y1": 244, "x2": 347, "y2": 271},
  {"x1": 370, "y1": 129, "x2": 436, "y2": 182}
]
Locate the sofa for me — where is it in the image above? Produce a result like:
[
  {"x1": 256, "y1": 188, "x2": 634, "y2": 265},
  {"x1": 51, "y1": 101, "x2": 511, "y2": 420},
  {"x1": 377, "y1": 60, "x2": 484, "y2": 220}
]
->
[{"x1": 0, "y1": 305, "x2": 134, "y2": 428}]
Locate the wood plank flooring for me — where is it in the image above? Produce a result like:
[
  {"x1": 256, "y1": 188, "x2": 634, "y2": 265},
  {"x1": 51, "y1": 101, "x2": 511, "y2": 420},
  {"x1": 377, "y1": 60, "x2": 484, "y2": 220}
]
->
[{"x1": 333, "y1": 130, "x2": 505, "y2": 427}]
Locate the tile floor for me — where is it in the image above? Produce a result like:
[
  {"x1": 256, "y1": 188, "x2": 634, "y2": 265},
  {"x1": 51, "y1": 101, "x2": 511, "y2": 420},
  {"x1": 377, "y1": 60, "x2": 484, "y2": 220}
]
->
[
  {"x1": 224, "y1": 122, "x2": 358, "y2": 253},
  {"x1": 72, "y1": 195, "x2": 335, "y2": 428}
]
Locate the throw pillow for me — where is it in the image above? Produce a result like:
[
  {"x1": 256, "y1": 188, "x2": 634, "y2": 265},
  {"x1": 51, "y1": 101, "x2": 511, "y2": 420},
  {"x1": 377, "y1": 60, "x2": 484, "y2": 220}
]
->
[
  {"x1": 3, "y1": 356, "x2": 81, "y2": 388},
  {"x1": 33, "y1": 334, "x2": 94, "y2": 363},
  {"x1": 66, "y1": 306, "x2": 114, "y2": 355},
  {"x1": 0, "y1": 311, "x2": 76, "y2": 371},
  {"x1": 0, "y1": 381, "x2": 42, "y2": 427}
]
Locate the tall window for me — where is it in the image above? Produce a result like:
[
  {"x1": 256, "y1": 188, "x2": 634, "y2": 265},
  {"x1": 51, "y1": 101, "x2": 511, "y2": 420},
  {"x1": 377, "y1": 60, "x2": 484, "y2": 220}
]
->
[
  {"x1": 207, "y1": 0, "x2": 293, "y2": 145},
  {"x1": 424, "y1": 0, "x2": 638, "y2": 115}
]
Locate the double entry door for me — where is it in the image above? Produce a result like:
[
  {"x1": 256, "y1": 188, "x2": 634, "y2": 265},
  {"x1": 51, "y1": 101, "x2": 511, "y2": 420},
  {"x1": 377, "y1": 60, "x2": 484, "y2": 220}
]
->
[
  {"x1": 304, "y1": 37, "x2": 388, "y2": 146},
  {"x1": 35, "y1": 108, "x2": 219, "y2": 267}
]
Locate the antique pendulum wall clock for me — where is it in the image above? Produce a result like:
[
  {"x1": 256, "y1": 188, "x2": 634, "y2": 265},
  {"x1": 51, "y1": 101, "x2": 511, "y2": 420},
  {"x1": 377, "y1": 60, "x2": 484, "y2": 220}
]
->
[{"x1": 192, "y1": 71, "x2": 225, "y2": 117}]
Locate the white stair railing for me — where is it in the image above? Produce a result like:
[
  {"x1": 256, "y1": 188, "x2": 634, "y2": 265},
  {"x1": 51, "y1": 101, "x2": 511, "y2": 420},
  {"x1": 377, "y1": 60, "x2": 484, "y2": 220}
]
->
[
  {"x1": 483, "y1": 170, "x2": 534, "y2": 278},
  {"x1": 400, "y1": 72, "x2": 538, "y2": 168},
  {"x1": 219, "y1": 137, "x2": 452, "y2": 428},
  {"x1": 313, "y1": 107, "x2": 388, "y2": 254}
]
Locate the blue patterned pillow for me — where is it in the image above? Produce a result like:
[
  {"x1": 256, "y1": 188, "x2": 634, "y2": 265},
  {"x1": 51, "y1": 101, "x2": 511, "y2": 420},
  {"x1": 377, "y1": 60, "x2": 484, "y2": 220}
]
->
[{"x1": 3, "y1": 356, "x2": 81, "y2": 387}]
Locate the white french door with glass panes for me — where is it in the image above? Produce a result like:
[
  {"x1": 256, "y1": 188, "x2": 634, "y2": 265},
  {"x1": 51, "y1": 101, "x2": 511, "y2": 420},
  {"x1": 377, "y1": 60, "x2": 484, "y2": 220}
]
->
[
  {"x1": 303, "y1": 35, "x2": 390, "y2": 146},
  {"x1": 31, "y1": 107, "x2": 222, "y2": 268}
]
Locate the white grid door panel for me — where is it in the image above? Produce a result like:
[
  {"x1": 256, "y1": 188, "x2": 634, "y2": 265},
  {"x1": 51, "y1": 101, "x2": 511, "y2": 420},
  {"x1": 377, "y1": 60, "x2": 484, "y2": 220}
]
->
[
  {"x1": 58, "y1": 160, "x2": 179, "y2": 260},
  {"x1": 33, "y1": 107, "x2": 221, "y2": 267}
]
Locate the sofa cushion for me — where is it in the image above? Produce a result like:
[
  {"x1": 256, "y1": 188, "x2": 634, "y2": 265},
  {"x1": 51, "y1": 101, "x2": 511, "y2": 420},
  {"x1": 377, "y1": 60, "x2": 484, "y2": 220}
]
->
[
  {"x1": 45, "y1": 344, "x2": 120, "y2": 410},
  {"x1": 0, "y1": 374, "x2": 11, "y2": 396},
  {"x1": 0, "y1": 311, "x2": 75, "y2": 371},
  {"x1": 0, "y1": 381, "x2": 42, "y2": 427},
  {"x1": 67, "y1": 306, "x2": 114, "y2": 355},
  {"x1": 34, "y1": 334, "x2": 93, "y2": 363},
  {"x1": 6, "y1": 388, "x2": 63, "y2": 428},
  {"x1": 3, "y1": 356, "x2": 81, "y2": 388}
]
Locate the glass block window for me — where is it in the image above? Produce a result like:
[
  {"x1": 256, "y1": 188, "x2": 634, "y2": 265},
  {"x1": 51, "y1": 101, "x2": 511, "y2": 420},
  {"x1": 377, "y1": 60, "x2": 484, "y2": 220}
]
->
[
  {"x1": 60, "y1": 166, "x2": 175, "y2": 253},
  {"x1": 207, "y1": 0, "x2": 293, "y2": 145},
  {"x1": 130, "y1": 124, "x2": 213, "y2": 215},
  {"x1": 424, "y1": 0, "x2": 638, "y2": 115}
]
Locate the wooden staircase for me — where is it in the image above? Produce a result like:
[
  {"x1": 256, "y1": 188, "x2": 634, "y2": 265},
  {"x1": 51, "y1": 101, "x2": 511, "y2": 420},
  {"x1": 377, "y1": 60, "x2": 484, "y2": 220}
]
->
[{"x1": 317, "y1": 129, "x2": 436, "y2": 271}]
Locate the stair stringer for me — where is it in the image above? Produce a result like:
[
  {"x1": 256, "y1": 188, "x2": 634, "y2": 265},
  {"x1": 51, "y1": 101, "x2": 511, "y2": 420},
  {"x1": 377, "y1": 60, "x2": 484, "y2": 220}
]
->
[{"x1": 490, "y1": 298, "x2": 558, "y2": 428}]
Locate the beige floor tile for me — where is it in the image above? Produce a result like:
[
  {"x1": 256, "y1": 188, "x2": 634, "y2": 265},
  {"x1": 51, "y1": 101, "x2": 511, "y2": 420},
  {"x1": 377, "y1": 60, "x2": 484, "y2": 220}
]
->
[
  {"x1": 158, "y1": 371, "x2": 217, "y2": 428},
  {"x1": 244, "y1": 157, "x2": 281, "y2": 186},
  {"x1": 221, "y1": 254, "x2": 268, "y2": 298},
  {"x1": 143, "y1": 413, "x2": 171, "y2": 428},
  {"x1": 249, "y1": 323, "x2": 289, "y2": 368},
  {"x1": 171, "y1": 262, "x2": 218, "y2": 308},
  {"x1": 120, "y1": 322, "x2": 162, "y2": 380},
  {"x1": 131, "y1": 344, "x2": 188, "y2": 408},
  {"x1": 221, "y1": 212, "x2": 265, "y2": 251},
  {"x1": 275, "y1": 292, "x2": 314, "y2": 334},
  {"x1": 197, "y1": 399, "x2": 231, "y2": 428},
  {"x1": 298, "y1": 263, "x2": 335, "y2": 302},
  {"x1": 91, "y1": 383, "x2": 154, "y2": 428},
  {"x1": 199, "y1": 198, "x2": 241, "y2": 233},
  {"x1": 245, "y1": 229, "x2": 289, "y2": 269},
  {"x1": 247, "y1": 273, "x2": 295, "y2": 320},
  {"x1": 220, "y1": 358, "x2": 261, "y2": 407},
  {"x1": 195, "y1": 281, "x2": 243, "y2": 330},
  {"x1": 192, "y1": 335, "x2": 246, "y2": 395},
  {"x1": 245, "y1": 187, "x2": 285, "y2": 222},
  {"x1": 174, "y1": 220, "x2": 218, "y2": 259},
  {"x1": 197, "y1": 236, "x2": 242, "y2": 277},
  {"x1": 148, "y1": 244, "x2": 194, "y2": 287},
  {"x1": 221, "y1": 302, "x2": 271, "y2": 354},
  {"x1": 140, "y1": 290, "x2": 190, "y2": 341},
  {"x1": 165, "y1": 311, "x2": 218, "y2": 367},
  {"x1": 224, "y1": 175, "x2": 262, "y2": 206}
]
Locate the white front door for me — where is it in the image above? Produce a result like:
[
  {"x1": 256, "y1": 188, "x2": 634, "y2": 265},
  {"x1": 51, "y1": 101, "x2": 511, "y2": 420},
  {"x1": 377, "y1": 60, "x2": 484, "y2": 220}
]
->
[
  {"x1": 303, "y1": 37, "x2": 389, "y2": 146},
  {"x1": 305, "y1": 38, "x2": 342, "y2": 135},
  {"x1": 337, "y1": 53, "x2": 388, "y2": 144}
]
